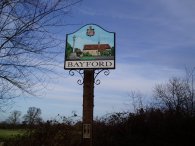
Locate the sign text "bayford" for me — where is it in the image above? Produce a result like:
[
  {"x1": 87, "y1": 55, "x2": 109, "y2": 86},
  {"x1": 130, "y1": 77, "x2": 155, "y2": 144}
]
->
[{"x1": 65, "y1": 60, "x2": 114, "y2": 69}]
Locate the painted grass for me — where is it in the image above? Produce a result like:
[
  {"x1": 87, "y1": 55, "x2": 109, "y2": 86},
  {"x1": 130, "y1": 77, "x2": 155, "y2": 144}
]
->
[{"x1": 0, "y1": 129, "x2": 25, "y2": 140}]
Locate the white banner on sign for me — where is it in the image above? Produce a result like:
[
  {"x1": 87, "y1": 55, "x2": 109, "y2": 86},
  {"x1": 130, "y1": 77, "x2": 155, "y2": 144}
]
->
[{"x1": 65, "y1": 60, "x2": 114, "y2": 69}]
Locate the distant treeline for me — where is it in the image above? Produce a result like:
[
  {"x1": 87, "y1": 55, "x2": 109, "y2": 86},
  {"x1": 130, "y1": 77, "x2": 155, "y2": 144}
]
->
[{"x1": 1, "y1": 108, "x2": 195, "y2": 146}]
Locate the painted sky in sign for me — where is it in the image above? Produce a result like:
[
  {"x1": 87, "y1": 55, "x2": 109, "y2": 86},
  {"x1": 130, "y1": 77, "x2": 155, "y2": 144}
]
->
[{"x1": 67, "y1": 25, "x2": 115, "y2": 50}]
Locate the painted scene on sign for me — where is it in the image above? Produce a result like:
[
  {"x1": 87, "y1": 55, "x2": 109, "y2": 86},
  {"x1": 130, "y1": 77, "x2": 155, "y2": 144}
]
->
[{"x1": 65, "y1": 24, "x2": 115, "y2": 62}]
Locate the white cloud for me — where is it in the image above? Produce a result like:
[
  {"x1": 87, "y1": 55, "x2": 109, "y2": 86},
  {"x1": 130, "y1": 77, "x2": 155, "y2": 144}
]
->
[{"x1": 95, "y1": 63, "x2": 185, "y2": 95}]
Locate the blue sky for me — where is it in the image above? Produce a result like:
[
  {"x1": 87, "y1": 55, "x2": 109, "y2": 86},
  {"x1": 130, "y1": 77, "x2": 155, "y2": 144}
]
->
[{"x1": 1, "y1": 0, "x2": 195, "y2": 121}]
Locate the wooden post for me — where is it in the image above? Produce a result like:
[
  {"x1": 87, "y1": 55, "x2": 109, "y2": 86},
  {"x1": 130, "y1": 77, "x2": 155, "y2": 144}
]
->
[{"x1": 82, "y1": 69, "x2": 94, "y2": 146}]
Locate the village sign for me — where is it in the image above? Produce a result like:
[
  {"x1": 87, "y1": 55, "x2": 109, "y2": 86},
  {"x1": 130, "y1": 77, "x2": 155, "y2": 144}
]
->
[
  {"x1": 64, "y1": 24, "x2": 115, "y2": 69},
  {"x1": 64, "y1": 24, "x2": 115, "y2": 146}
]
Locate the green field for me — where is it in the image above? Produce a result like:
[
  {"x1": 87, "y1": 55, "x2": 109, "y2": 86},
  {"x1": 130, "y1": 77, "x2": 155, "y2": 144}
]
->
[{"x1": 0, "y1": 129, "x2": 25, "y2": 140}]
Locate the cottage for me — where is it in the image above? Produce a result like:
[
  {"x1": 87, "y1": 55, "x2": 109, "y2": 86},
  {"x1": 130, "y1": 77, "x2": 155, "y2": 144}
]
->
[{"x1": 83, "y1": 42, "x2": 111, "y2": 56}]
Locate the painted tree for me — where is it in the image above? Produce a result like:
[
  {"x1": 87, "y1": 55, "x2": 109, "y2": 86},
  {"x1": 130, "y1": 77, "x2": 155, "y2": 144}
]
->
[{"x1": 66, "y1": 42, "x2": 73, "y2": 59}]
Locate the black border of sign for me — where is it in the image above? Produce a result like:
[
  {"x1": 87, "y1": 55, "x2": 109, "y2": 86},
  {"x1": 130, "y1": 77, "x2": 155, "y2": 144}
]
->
[{"x1": 64, "y1": 24, "x2": 116, "y2": 70}]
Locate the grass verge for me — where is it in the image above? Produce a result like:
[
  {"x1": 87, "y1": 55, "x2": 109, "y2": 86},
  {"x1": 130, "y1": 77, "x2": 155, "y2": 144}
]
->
[{"x1": 0, "y1": 129, "x2": 25, "y2": 140}]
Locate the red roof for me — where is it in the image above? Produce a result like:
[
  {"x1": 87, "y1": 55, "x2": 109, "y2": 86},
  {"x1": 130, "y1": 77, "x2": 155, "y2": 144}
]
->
[{"x1": 83, "y1": 44, "x2": 111, "y2": 52}]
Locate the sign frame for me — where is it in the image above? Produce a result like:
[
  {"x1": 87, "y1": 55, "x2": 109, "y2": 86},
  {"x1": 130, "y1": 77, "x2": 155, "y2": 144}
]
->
[{"x1": 64, "y1": 24, "x2": 116, "y2": 70}]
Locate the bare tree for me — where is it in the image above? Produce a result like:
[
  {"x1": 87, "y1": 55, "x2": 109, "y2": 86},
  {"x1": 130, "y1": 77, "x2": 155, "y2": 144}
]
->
[
  {"x1": 7, "y1": 110, "x2": 21, "y2": 125},
  {"x1": 154, "y1": 77, "x2": 192, "y2": 113},
  {"x1": 23, "y1": 107, "x2": 42, "y2": 125},
  {"x1": 0, "y1": 0, "x2": 81, "y2": 108},
  {"x1": 185, "y1": 67, "x2": 195, "y2": 114},
  {"x1": 128, "y1": 90, "x2": 144, "y2": 113}
]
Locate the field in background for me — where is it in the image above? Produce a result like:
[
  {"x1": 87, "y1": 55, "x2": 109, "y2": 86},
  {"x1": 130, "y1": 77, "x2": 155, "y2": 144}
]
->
[{"x1": 0, "y1": 129, "x2": 25, "y2": 140}]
